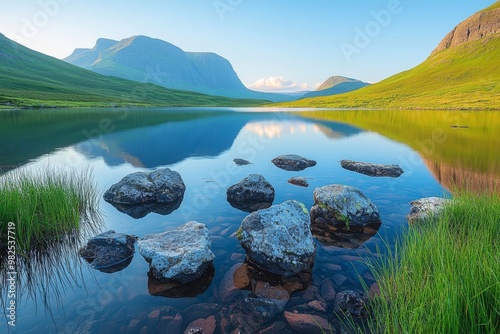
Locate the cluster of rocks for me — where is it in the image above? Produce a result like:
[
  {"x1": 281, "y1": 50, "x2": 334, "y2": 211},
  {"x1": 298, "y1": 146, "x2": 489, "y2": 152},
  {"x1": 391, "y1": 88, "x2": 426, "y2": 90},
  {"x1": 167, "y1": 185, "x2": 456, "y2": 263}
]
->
[{"x1": 86, "y1": 157, "x2": 451, "y2": 332}]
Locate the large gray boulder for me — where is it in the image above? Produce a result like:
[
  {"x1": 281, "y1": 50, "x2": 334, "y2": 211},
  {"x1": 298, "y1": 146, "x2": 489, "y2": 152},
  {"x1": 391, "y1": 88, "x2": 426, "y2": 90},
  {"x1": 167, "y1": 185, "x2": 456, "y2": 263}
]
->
[
  {"x1": 237, "y1": 200, "x2": 316, "y2": 277},
  {"x1": 104, "y1": 168, "x2": 185, "y2": 205},
  {"x1": 340, "y1": 160, "x2": 404, "y2": 178},
  {"x1": 407, "y1": 197, "x2": 450, "y2": 223},
  {"x1": 79, "y1": 230, "x2": 138, "y2": 273},
  {"x1": 272, "y1": 154, "x2": 317, "y2": 171},
  {"x1": 226, "y1": 174, "x2": 275, "y2": 212},
  {"x1": 310, "y1": 185, "x2": 381, "y2": 228},
  {"x1": 138, "y1": 221, "x2": 215, "y2": 283}
]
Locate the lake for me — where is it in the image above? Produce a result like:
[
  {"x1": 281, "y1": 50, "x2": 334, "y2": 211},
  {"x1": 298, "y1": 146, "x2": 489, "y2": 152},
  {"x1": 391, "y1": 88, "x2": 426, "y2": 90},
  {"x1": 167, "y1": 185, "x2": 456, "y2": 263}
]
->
[{"x1": 0, "y1": 108, "x2": 498, "y2": 333}]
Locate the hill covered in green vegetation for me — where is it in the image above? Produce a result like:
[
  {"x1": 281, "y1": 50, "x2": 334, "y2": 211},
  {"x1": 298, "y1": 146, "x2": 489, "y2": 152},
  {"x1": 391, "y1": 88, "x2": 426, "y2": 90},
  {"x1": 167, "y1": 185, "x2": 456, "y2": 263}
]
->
[
  {"x1": 0, "y1": 34, "x2": 267, "y2": 108},
  {"x1": 279, "y1": 2, "x2": 500, "y2": 110}
]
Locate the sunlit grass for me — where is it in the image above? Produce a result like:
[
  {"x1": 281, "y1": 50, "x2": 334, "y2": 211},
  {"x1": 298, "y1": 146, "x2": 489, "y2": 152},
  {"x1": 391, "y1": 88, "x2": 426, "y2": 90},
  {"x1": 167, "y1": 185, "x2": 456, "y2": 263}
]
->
[
  {"x1": 368, "y1": 192, "x2": 500, "y2": 333},
  {"x1": 0, "y1": 167, "x2": 100, "y2": 254}
]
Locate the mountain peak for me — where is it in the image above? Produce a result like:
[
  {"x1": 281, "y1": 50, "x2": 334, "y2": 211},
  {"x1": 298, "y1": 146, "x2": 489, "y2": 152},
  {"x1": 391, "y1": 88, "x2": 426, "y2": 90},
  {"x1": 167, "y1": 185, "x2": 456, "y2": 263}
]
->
[
  {"x1": 94, "y1": 38, "x2": 118, "y2": 50},
  {"x1": 431, "y1": 1, "x2": 500, "y2": 55},
  {"x1": 316, "y1": 76, "x2": 364, "y2": 91}
]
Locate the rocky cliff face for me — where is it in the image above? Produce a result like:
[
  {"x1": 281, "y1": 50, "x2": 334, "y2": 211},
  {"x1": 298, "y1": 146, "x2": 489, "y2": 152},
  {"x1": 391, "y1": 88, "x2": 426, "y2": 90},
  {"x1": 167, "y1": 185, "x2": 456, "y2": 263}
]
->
[{"x1": 431, "y1": 3, "x2": 500, "y2": 55}]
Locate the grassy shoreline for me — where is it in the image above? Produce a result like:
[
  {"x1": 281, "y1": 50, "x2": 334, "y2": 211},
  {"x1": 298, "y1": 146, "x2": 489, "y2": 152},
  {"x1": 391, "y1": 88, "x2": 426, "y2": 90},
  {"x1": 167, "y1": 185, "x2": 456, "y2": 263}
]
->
[
  {"x1": 0, "y1": 167, "x2": 100, "y2": 254},
  {"x1": 368, "y1": 192, "x2": 500, "y2": 333}
]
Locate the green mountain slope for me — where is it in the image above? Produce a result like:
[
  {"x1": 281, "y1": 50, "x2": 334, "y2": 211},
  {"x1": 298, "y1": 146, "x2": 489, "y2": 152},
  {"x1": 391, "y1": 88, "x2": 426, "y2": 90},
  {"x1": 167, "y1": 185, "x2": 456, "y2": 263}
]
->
[
  {"x1": 280, "y1": 2, "x2": 500, "y2": 110},
  {"x1": 0, "y1": 34, "x2": 267, "y2": 108}
]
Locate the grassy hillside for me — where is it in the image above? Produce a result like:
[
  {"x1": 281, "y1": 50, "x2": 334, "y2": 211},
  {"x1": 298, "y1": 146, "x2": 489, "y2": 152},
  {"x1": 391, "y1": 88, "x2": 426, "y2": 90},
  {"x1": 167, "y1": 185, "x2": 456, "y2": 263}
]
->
[
  {"x1": 0, "y1": 34, "x2": 267, "y2": 108},
  {"x1": 280, "y1": 37, "x2": 499, "y2": 110},
  {"x1": 279, "y1": 3, "x2": 500, "y2": 110}
]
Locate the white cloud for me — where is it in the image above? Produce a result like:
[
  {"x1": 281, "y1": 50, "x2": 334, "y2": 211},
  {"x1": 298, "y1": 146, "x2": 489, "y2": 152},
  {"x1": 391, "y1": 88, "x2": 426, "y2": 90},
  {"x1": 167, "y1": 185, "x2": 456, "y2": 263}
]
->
[{"x1": 247, "y1": 76, "x2": 310, "y2": 92}]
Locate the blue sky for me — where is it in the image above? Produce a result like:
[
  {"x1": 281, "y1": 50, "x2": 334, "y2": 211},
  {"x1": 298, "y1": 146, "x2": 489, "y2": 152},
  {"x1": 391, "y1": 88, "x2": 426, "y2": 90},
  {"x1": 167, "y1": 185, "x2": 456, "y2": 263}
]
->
[{"x1": 0, "y1": 0, "x2": 496, "y2": 91}]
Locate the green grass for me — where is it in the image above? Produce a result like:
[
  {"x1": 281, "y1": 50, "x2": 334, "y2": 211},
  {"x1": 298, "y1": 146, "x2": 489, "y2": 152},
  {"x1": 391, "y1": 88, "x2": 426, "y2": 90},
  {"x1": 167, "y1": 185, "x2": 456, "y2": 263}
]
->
[
  {"x1": 0, "y1": 34, "x2": 268, "y2": 108},
  {"x1": 368, "y1": 192, "x2": 500, "y2": 333},
  {"x1": 277, "y1": 3, "x2": 500, "y2": 110},
  {"x1": 0, "y1": 167, "x2": 100, "y2": 254}
]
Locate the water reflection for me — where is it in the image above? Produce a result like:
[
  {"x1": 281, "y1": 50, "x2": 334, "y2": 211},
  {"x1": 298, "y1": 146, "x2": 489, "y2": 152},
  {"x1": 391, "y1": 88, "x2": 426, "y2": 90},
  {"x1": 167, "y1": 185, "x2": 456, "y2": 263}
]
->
[
  {"x1": 312, "y1": 223, "x2": 381, "y2": 249},
  {"x1": 106, "y1": 196, "x2": 184, "y2": 219},
  {"x1": 147, "y1": 265, "x2": 215, "y2": 298},
  {"x1": 75, "y1": 114, "x2": 362, "y2": 168},
  {"x1": 0, "y1": 108, "x2": 459, "y2": 333},
  {"x1": 298, "y1": 110, "x2": 500, "y2": 195}
]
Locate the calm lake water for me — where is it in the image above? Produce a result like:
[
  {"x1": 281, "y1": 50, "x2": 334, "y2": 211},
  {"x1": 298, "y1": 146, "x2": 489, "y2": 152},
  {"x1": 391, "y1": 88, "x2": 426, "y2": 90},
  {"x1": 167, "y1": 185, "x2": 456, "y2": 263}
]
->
[{"x1": 0, "y1": 108, "x2": 498, "y2": 333}]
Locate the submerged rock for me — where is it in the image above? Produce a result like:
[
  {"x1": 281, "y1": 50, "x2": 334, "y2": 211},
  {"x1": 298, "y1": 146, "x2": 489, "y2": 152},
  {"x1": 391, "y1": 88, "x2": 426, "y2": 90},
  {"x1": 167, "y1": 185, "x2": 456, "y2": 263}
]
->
[
  {"x1": 272, "y1": 154, "x2": 317, "y2": 171},
  {"x1": 226, "y1": 174, "x2": 275, "y2": 212},
  {"x1": 288, "y1": 176, "x2": 309, "y2": 187},
  {"x1": 284, "y1": 311, "x2": 334, "y2": 334},
  {"x1": 407, "y1": 197, "x2": 451, "y2": 223},
  {"x1": 103, "y1": 168, "x2": 185, "y2": 217},
  {"x1": 79, "y1": 230, "x2": 137, "y2": 272},
  {"x1": 334, "y1": 290, "x2": 369, "y2": 318},
  {"x1": 340, "y1": 160, "x2": 404, "y2": 178},
  {"x1": 310, "y1": 184, "x2": 381, "y2": 228},
  {"x1": 138, "y1": 222, "x2": 215, "y2": 283},
  {"x1": 237, "y1": 200, "x2": 315, "y2": 277},
  {"x1": 234, "y1": 158, "x2": 252, "y2": 166}
]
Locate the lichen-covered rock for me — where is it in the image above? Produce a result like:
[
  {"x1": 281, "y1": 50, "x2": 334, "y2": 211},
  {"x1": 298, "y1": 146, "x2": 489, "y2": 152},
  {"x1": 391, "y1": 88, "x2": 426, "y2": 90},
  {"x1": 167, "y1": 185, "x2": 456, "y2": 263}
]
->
[
  {"x1": 407, "y1": 197, "x2": 451, "y2": 223},
  {"x1": 104, "y1": 168, "x2": 185, "y2": 205},
  {"x1": 310, "y1": 184, "x2": 381, "y2": 228},
  {"x1": 340, "y1": 160, "x2": 404, "y2": 178},
  {"x1": 79, "y1": 230, "x2": 137, "y2": 272},
  {"x1": 226, "y1": 174, "x2": 275, "y2": 212},
  {"x1": 237, "y1": 200, "x2": 315, "y2": 277},
  {"x1": 138, "y1": 222, "x2": 215, "y2": 283},
  {"x1": 272, "y1": 154, "x2": 317, "y2": 171}
]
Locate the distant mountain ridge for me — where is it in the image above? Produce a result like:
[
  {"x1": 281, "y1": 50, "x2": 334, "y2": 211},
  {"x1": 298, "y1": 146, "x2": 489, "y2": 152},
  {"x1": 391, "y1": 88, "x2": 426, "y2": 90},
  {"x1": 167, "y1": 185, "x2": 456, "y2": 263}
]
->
[
  {"x1": 301, "y1": 76, "x2": 369, "y2": 99},
  {"x1": 0, "y1": 33, "x2": 266, "y2": 108},
  {"x1": 64, "y1": 36, "x2": 293, "y2": 102}
]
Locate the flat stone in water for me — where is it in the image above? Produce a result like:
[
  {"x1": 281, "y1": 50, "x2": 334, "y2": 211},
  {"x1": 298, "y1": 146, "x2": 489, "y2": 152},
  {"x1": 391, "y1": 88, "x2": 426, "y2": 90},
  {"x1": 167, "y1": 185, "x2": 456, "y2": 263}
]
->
[
  {"x1": 234, "y1": 158, "x2": 252, "y2": 166},
  {"x1": 340, "y1": 160, "x2": 404, "y2": 178},
  {"x1": 272, "y1": 154, "x2": 317, "y2": 171},
  {"x1": 288, "y1": 176, "x2": 309, "y2": 187}
]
